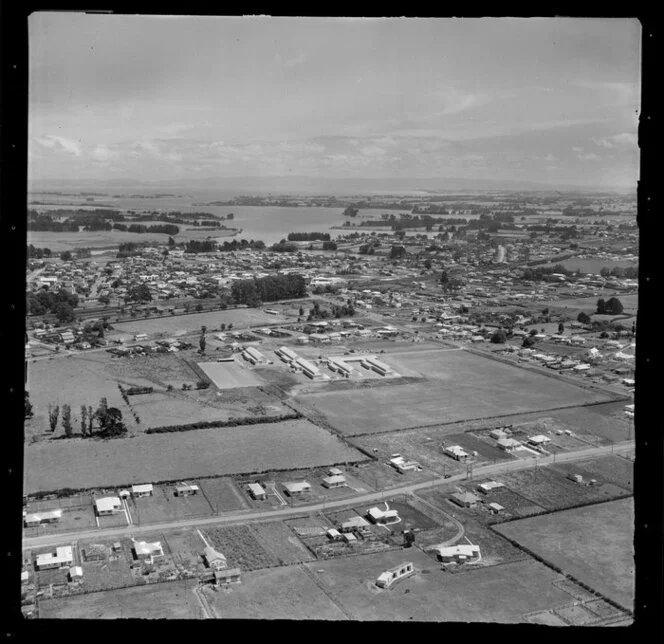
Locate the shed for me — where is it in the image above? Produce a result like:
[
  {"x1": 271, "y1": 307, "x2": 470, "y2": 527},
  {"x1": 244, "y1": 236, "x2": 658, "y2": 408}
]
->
[
  {"x1": 175, "y1": 483, "x2": 200, "y2": 497},
  {"x1": 215, "y1": 568, "x2": 241, "y2": 585},
  {"x1": 477, "y1": 481, "x2": 504, "y2": 494},
  {"x1": 69, "y1": 566, "x2": 84, "y2": 580},
  {"x1": 488, "y1": 503, "x2": 505, "y2": 514},
  {"x1": 341, "y1": 532, "x2": 357, "y2": 543},
  {"x1": 326, "y1": 528, "x2": 342, "y2": 541}
]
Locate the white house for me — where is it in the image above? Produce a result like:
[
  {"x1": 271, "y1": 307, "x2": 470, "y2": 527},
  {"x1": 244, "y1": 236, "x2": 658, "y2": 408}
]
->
[
  {"x1": 247, "y1": 483, "x2": 267, "y2": 500},
  {"x1": 444, "y1": 445, "x2": 470, "y2": 462},
  {"x1": 477, "y1": 481, "x2": 504, "y2": 494},
  {"x1": 95, "y1": 496, "x2": 123, "y2": 516},
  {"x1": 528, "y1": 435, "x2": 552, "y2": 447},
  {"x1": 321, "y1": 474, "x2": 347, "y2": 489},
  {"x1": 339, "y1": 515, "x2": 370, "y2": 533},
  {"x1": 366, "y1": 506, "x2": 401, "y2": 525},
  {"x1": 174, "y1": 483, "x2": 200, "y2": 496},
  {"x1": 432, "y1": 544, "x2": 480, "y2": 564},
  {"x1": 24, "y1": 509, "x2": 63, "y2": 527},
  {"x1": 389, "y1": 456, "x2": 420, "y2": 473},
  {"x1": 131, "y1": 484, "x2": 154, "y2": 498},
  {"x1": 204, "y1": 546, "x2": 227, "y2": 571},
  {"x1": 283, "y1": 481, "x2": 311, "y2": 497},
  {"x1": 35, "y1": 546, "x2": 74, "y2": 570},
  {"x1": 132, "y1": 540, "x2": 164, "y2": 564},
  {"x1": 496, "y1": 438, "x2": 521, "y2": 452}
]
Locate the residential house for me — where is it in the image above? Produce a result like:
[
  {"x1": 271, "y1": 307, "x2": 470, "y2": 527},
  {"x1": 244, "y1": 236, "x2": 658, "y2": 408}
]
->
[
  {"x1": 283, "y1": 481, "x2": 311, "y2": 497},
  {"x1": 247, "y1": 483, "x2": 267, "y2": 500},
  {"x1": 95, "y1": 496, "x2": 123, "y2": 516},
  {"x1": 35, "y1": 546, "x2": 74, "y2": 570},
  {"x1": 376, "y1": 562, "x2": 415, "y2": 588}
]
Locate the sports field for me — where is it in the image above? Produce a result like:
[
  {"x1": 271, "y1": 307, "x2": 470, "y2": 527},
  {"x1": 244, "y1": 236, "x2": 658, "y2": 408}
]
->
[
  {"x1": 297, "y1": 349, "x2": 614, "y2": 435},
  {"x1": 197, "y1": 361, "x2": 264, "y2": 388},
  {"x1": 23, "y1": 419, "x2": 366, "y2": 494},
  {"x1": 494, "y1": 497, "x2": 634, "y2": 610}
]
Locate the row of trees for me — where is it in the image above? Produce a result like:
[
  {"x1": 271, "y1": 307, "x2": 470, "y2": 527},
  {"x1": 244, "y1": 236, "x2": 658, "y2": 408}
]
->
[
  {"x1": 46, "y1": 397, "x2": 127, "y2": 439},
  {"x1": 287, "y1": 232, "x2": 331, "y2": 241},
  {"x1": 112, "y1": 223, "x2": 180, "y2": 235},
  {"x1": 597, "y1": 297, "x2": 624, "y2": 315}
]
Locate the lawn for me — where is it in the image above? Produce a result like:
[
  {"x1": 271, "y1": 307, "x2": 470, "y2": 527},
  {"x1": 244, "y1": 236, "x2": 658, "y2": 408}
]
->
[
  {"x1": 204, "y1": 525, "x2": 277, "y2": 570},
  {"x1": 296, "y1": 349, "x2": 613, "y2": 435},
  {"x1": 205, "y1": 564, "x2": 347, "y2": 620},
  {"x1": 112, "y1": 308, "x2": 286, "y2": 336},
  {"x1": 37, "y1": 579, "x2": 204, "y2": 619},
  {"x1": 129, "y1": 485, "x2": 213, "y2": 525},
  {"x1": 23, "y1": 419, "x2": 367, "y2": 494},
  {"x1": 494, "y1": 497, "x2": 635, "y2": 610}
]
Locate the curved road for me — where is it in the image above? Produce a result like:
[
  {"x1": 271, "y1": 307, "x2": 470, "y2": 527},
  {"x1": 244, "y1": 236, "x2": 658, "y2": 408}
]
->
[{"x1": 22, "y1": 440, "x2": 633, "y2": 551}]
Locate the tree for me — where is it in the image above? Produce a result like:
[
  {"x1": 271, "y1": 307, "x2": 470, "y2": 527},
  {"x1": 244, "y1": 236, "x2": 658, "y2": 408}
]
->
[
  {"x1": 220, "y1": 323, "x2": 226, "y2": 332},
  {"x1": 95, "y1": 397, "x2": 109, "y2": 429},
  {"x1": 596, "y1": 298, "x2": 606, "y2": 315},
  {"x1": 577, "y1": 311, "x2": 591, "y2": 325},
  {"x1": 127, "y1": 283, "x2": 152, "y2": 303},
  {"x1": 60, "y1": 250, "x2": 73, "y2": 261},
  {"x1": 195, "y1": 303, "x2": 204, "y2": 312},
  {"x1": 80, "y1": 405, "x2": 88, "y2": 436},
  {"x1": 61, "y1": 404, "x2": 73, "y2": 437},
  {"x1": 168, "y1": 236, "x2": 176, "y2": 247},
  {"x1": 522, "y1": 335, "x2": 536, "y2": 348},
  {"x1": 423, "y1": 259, "x2": 432, "y2": 270},
  {"x1": 605, "y1": 297, "x2": 624, "y2": 315},
  {"x1": 48, "y1": 404, "x2": 60, "y2": 432},
  {"x1": 558, "y1": 322, "x2": 565, "y2": 335},
  {"x1": 299, "y1": 306, "x2": 304, "y2": 317},
  {"x1": 98, "y1": 295, "x2": 111, "y2": 306},
  {"x1": 98, "y1": 407, "x2": 127, "y2": 438},
  {"x1": 53, "y1": 301, "x2": 76, "y2": 323},
  {"x1": 88, "y1": 405, "x2": 94, "y2": 434},
  {"x1": 227, "y1": 323, "x2": 233, "y2": 331},
  {"x1": 24, "y1": 392, "x2": 33, "y2": 419},
  {"x1": 490, "y1": 330, "x2": 507, "y2": 344},
  {"x1": 199, "y1": 329, "x2": 207, "y2": 354}
]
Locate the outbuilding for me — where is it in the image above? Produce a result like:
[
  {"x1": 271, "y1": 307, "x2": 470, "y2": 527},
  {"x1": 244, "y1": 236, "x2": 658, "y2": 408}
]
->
[
  {"x1": 432, "y1": 544, "x2": 480, "y2": 564},
  {"x1": 477, "y1": 481, "x2": 504, "y2": 494},
  {"x1": 175, "y1": 483, "x2": 200, "y2": 497},
  {"x1": 215, "y1": 568, "x2": 241, "y2": 585},
  {"x1": 204, "y1": 546, "x2": 227, "y2": 570}
]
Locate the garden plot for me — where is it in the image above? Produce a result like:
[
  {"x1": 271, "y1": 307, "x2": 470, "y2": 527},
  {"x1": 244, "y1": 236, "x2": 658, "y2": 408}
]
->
[
  {"x1": 204, "y1": 525, "x2": 278, "y2": 571},
  {"x1": 498, "y1": 468, "x2": 590, "y2": 511},
  {"x1": 576, "y1": 455, "x2": 634, "y2": 492},
  {"x1": 249, "y1": 522, "x2": 316, "y2": 566},
  {"x1": 198, "y1": 477, "x2": 248, "y2": 512},
  {"x1": 297, "y1": 348, "x2": 613, "y2": 436},
  {"x1": 494, "y1": 498, "x2": 635, "y2": 611}
]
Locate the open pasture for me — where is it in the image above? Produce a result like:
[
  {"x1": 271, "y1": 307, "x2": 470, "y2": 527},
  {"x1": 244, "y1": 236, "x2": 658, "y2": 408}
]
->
[
  {"x1": 494, "y1": 497, "x2": 635, "y2": 611},
  {"x1": 37, "y1": 579, "x2": 203, "y2": 619},
  {"x1": 302, "y1": 550, "x2": 574, "y2": 622},
  {"x1": 23, "y1": 419, "x2": 367, "y2": 494},
  {"x1": 297, "y1": 349, "x2": 613, "y2": 435},
  {"x1": 129, "y1": 484, "x2": 213, "y2": 525}
]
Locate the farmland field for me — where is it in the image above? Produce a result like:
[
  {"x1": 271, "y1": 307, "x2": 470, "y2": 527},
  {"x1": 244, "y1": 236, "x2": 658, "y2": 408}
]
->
[
  {"x1": 301, "y1": 549, "x2": 577, "y2": 622},
  {"x1": 23, "y1": 419, "x2": 367, "y2": 494},
  {"x1": 539, "y1": 258, "x2": 637, "y2": 274},
  {"x1": 37, "y1": 579, "x2": 204, "y2": 619},
  {"x1": 545, "y1": 293, "x2": 638, "y2": 314},
  {"x1": 494, "y1": 497, "x2": 635, "y2": 610},
  {"x1": 297, "y1": 349, "x2": 614, "y2": 435},
  {"x1": 249, "y1": 521, "x2": 316, "y2": 565},
  {"x1": 112, "y1": 308, "x2": 287, "y2": 336},
  {"x1": 199, "y1": 477, "x2": 248, "y2": 512}
]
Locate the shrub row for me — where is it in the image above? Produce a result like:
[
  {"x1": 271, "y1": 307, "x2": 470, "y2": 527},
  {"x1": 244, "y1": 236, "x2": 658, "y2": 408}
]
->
[
  {"x1": 145, "y1": 412, "x2": 303, "y2": 434},
  {"x1": 126, "y1": 386, "x2": 154, "y2": 395}
]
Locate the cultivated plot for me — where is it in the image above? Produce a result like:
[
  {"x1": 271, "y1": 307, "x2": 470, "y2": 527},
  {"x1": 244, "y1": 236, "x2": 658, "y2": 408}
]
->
[
  {"x1": 24, "y1": 419, "x2": 366, "y2": 494},
  {"x1": 297, "y1": 349, "x2": 614, "y2": 435},
  {"x1": 494, "y1": 497, "x2": 635, "y2": 610}
]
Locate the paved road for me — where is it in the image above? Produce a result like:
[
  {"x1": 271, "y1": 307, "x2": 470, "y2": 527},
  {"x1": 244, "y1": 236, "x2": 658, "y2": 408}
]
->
[{"x1": 22, "y1": 440, "x2": 633, "y2": 551}]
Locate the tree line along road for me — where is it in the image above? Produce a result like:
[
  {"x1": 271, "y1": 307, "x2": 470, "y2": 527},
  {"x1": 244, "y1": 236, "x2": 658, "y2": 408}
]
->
[{"x1": 22, "y1": 440, "x2": 634, "y2": 551}]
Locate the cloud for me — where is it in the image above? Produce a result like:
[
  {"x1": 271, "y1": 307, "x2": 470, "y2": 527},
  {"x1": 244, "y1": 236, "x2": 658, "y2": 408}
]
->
[
  {"x1": 283, "y1": 51, "x2": 307, "y2": 68},
  {"x1": 543, "y1": 153, "x2": 558, "y2": 162},
  {"x1": 577, "y1": 152, "x2": 601, "y2": 161},
  {"x1": 592, "y1": 132, "x2": 638, "y2": 148},
  {"x1": 572, "y1": 146, "x2": 584, "y2": 153},
  {"x1": 36, "y1": 135, "x2": 82, "y2": 156},
  {"x1": 91, "y1": 144, "x2": 119, "y2": 162}
]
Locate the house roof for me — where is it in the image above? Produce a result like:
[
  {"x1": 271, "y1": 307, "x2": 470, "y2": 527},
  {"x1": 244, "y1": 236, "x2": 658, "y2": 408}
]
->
[
  {"x1": 133, "y1": 540, "x2": 163, "y2": 556},
  {"x1": 132, "y1": 484, "x2": 153, "y2": 493},
  {"x1": 36, "y1": 546, "x2": 73, "y2": 567},
  {"x1": 284, "y1": 481, "x2": 311, "y2": 492},
  {"x1": 95, "y1": 496, "x2": 122, "y2": 512}
]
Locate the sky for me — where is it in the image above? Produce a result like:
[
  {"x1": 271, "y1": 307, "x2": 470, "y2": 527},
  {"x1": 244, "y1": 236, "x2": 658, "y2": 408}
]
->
[{"x1": 29, "y1": 15, "x2": 641, "y2": 190}]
